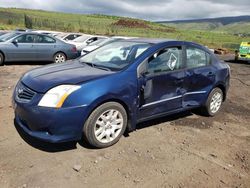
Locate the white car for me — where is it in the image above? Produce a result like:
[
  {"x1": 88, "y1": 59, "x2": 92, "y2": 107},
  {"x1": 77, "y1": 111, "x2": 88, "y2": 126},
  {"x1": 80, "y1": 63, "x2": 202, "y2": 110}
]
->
[
  {"x1": 81, "y1": 36, "x2": 136, "y2": 56},
  {"x1": 56, "y1": 33, "x2": 82, "y2": 41},
  {"x1": 67, "y1": 35, "x2": 108, "y2": 51}
]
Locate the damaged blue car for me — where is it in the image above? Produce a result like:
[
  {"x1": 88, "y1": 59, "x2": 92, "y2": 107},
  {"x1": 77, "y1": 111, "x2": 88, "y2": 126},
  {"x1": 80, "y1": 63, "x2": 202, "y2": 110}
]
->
[{"x1": 13, "y1": 38, "x2": 230, "y2": 148}]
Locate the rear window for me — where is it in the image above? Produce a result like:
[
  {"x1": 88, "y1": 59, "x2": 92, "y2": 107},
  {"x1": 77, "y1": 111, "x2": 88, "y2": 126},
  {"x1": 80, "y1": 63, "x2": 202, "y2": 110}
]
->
[
  {"x1": 36, "y1": 35, "x2": 56, "y2": 43},
  {"x1": 186, "y1": 47, "x2": 211, "y2": 68}
]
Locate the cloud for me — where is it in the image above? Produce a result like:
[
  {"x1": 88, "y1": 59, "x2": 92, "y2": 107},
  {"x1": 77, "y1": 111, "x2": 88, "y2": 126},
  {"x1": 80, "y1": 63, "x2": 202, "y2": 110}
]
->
[{"x1": 0, "y1": 0, "x2": 249, "y2": 21}]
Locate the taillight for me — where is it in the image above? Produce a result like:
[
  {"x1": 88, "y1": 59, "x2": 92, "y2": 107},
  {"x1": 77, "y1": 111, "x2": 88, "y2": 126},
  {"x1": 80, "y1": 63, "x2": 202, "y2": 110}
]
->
[{"x1": 71, "y1": 46, "x2": 77, "y2": 52}]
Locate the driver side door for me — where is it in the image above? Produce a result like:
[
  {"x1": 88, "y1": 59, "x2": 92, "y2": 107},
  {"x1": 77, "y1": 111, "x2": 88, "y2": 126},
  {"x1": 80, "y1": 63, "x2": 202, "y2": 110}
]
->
[
  {"x1": 9, "y1": 34, "x2": 37, "y2": 61},
  {"x1": 138, "y1": 46, "x2": 185, "y2": 120}
]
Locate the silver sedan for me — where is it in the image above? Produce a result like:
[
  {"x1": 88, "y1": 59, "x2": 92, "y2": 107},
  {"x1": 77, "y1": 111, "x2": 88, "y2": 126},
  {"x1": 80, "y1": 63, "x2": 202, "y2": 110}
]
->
[{"x1": 0, "y1": 32, "x2": 79, "y2": 66}]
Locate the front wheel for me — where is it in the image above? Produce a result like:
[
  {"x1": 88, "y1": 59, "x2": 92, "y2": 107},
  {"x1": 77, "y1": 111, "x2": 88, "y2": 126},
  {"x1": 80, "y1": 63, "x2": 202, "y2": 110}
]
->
[
  {"x1": 53, "y1": 52, "x2": 66, "y2": 63},
  {"x1": 83, "y1": 102, "x2": 127, "y2": 148},
  {"x1": 203, "y1": 88, "x2": 223, "y2": 116}
]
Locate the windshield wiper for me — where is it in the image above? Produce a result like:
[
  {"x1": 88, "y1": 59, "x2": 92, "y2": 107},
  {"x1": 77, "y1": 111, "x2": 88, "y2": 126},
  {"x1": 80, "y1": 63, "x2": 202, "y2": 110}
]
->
[
  {"x1": 83, "y1": 62, "x2": 111, "y2": 71},
  {"x1": 84, "y1": 62, "x2": 95, "y2": 67},
  {"x1": 94, "y1": 65, "x2": 111, "y2": 71}
]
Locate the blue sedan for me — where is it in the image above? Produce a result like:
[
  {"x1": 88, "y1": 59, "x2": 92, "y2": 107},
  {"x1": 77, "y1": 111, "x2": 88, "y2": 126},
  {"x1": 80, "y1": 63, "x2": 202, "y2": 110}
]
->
[
  {"x1": 13, "y1": 39, "x2": 230, "y2": 148},
  {"x1": 0, "y1": 32, "x2": 79, "y2": 66}
]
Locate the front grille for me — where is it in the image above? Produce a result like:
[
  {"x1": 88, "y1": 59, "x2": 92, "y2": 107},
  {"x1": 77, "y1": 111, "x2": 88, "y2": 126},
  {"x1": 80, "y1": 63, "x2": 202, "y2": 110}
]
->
[{"x1": 15, "y1": 82, "x2": 36, "y2": 102}]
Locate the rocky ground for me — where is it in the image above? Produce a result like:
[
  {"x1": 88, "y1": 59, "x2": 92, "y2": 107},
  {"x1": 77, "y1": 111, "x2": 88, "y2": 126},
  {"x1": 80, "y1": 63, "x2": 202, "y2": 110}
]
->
[{"x1": 0, "y1": 55, "x2": 249, "y2": 188}]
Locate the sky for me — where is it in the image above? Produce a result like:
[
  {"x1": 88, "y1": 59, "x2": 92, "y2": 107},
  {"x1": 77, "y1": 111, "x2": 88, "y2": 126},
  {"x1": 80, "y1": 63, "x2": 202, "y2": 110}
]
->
[{"x1": 0, "y1": 0, "x2": 250, "y2": 21}]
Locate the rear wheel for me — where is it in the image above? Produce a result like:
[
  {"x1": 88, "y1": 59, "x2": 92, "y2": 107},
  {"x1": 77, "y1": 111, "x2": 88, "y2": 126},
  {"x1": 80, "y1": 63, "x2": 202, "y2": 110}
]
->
[
  {"x1": 83, "y1": 102, "x2": 127, "y2": 148},
  {"x1": 53, "y1": 52, "x2": 66, "y2": 63},
  {"x1": 203, "y1": 88, "x2": 223, "y2": 116},
  {"x1": 0, "y1": 53, "x2": 4, "y2": 66}
]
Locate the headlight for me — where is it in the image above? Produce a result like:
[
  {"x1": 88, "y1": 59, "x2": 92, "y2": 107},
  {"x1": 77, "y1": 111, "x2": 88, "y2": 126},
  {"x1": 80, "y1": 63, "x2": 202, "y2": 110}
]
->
[{"x1": 38, "y1": 85, "x2": 81, "y2": 108}]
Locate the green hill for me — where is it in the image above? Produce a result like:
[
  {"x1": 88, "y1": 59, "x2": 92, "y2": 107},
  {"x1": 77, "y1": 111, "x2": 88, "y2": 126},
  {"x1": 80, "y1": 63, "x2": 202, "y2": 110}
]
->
[{"x1": 0, "y1": 8, "x2": 249, "y2": 50}]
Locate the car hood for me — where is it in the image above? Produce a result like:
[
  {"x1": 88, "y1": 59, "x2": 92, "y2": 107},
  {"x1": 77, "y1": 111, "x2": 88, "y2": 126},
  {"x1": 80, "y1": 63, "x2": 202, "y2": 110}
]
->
[{"x1": 21, "y1": 60, "x2": 114, "y2": 93}]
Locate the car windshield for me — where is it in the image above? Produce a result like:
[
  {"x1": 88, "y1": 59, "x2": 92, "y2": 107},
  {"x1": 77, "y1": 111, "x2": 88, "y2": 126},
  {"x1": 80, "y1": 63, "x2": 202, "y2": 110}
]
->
[
  {"x1": 80, "y1": 41, "x2": 151, "y2": 71},
  {"x1": 55, "y1": 33, "x2": 67, "y2": 38},
  {"x1": 73, "y1": 35, "x2": 92, "y2": 42},
  {"x1": 0, "y1": 32, "x2": 20, "y2": 42}
]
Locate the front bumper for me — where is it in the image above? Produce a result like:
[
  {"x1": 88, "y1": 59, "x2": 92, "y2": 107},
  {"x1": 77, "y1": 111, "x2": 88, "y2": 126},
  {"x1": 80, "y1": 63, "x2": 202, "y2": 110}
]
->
[
  {"x1": 13, "y1": 92, "x2": 88, "y2": 143},
  {"x1": 237, "y1": 55, "x2": 250, "y2": 62},
  {"x1": 238, "y1": 57, "x2": 250, "y2": 62}
]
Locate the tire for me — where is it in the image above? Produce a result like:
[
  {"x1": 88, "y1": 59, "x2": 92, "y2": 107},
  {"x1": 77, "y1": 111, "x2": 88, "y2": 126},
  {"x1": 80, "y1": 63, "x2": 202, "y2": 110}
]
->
[
  {"x1": 203, "y1": 88, "x2": 223, "y2": 116},
  {"x1": 53, "y1": 52, "x2": 66, "y2": 63},
  {"x1": 83, "y1": 102, "x2": 127, "y2": 148},
  {"x1": 0, "y1": 53, "x2": 4, "y2": 66}
]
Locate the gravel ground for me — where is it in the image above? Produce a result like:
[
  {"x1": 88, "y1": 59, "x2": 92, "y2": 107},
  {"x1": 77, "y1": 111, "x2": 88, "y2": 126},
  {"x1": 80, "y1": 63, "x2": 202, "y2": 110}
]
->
[{"x1": 0, "y1": 55, "x2": 249, "y2": 188}]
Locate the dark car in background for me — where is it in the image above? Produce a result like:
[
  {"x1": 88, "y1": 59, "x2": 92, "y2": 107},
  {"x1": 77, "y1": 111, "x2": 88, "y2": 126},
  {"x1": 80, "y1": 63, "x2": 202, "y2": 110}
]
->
[
  {"x1": 13, "y1": 39, "x2": 230, "y2": 148},
  {"x1": 0, "y1": 32, "x2": 78, "y2": 66}
]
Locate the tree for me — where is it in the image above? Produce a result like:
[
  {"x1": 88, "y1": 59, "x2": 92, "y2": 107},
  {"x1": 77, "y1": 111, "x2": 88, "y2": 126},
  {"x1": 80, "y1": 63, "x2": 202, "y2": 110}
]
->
[
  {"x1": 7, "y1": 19, "x2": 13, "y2": 25},
  {"x1": 24, "y1": 14, "x2": 33, "y2": 29}
]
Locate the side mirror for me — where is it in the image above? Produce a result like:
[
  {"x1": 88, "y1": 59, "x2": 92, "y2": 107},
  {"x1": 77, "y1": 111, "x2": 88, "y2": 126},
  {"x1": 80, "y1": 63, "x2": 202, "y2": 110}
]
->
[{"x1": 12, "y1": 39, "x2": 18, "y2": 44}]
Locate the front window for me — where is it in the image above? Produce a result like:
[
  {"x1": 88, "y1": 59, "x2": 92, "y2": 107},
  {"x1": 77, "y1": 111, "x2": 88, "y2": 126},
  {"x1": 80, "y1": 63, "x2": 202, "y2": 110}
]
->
[
  {"x1": 147, "y1": 47, "x2": 183, "y2": 74},
  {"x1": 79, "y1": 41, "x2": 151, "y2": 71},
  {"x1": 239, "y1": 43, "x2": 250, "y2": 55},
  {"x1": 15, "y1": 34, "x2": 36, "y2": 43}
]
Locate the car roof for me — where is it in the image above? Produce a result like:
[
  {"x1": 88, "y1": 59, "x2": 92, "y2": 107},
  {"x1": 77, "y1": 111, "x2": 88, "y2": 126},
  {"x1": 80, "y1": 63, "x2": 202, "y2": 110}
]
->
[
  {"x1": 124, "y1": 38, "x2": 175, "y2": 44},
  {"x1": 17, "y1": 32, "x2": 56, "y2": 37}
]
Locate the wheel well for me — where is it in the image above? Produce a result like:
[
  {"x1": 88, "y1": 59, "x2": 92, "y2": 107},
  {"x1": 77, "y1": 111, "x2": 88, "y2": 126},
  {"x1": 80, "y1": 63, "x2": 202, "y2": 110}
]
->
[
  {"x1": 90, "y1": 99, "x2": 132, "y2": 131},
  {"x1": 215, "y1": 84, "x2": 226, "y2": 101},
  {"x1": 0, "y1": 51, "x2": 5, "y2": 61},
  {"x1": 54, "y1": 51, "x2": 67, "y2": 59}
]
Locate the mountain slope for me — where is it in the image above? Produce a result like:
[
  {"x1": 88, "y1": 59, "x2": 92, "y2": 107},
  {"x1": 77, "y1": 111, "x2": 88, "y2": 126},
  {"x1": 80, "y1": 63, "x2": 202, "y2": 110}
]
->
[
  {"x1": 157, "y1": 15, "x2": 250, "y2": 25},
  {"x1": 158, "y1": 16, "x2": 250, "y2": 33}
]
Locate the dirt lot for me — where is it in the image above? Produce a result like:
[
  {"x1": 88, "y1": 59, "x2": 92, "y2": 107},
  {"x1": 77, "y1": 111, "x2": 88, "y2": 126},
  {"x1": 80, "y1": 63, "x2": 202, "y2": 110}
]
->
[{"x1": 0, "y1": 55, "x2": 250, "y2": 188}]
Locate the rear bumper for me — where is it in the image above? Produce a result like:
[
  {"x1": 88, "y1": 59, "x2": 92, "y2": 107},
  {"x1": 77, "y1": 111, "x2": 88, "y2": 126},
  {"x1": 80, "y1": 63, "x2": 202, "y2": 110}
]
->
[{"x1": 67, "y1": 52, "x2": 80, "y2": 60}]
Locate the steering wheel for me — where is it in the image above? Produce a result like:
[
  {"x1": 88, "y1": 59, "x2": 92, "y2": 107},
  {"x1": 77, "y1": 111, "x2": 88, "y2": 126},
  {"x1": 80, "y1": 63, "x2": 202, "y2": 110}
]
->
[{"x1": 111, "y1": 56, "x2": 122, "y2": 62}]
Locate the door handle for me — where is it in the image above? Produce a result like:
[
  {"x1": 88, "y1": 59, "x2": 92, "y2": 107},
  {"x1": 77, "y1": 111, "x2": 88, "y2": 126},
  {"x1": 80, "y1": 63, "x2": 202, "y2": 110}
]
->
[
  {"x1": 207, "y1": 72, "x2": 215, "y2": 76},
  {"x1": 175, "y1": 78, "x2": 184, "y2": 85},
  {"x1": 186, "y1": 71, "x2": 193, "y2": 77}
]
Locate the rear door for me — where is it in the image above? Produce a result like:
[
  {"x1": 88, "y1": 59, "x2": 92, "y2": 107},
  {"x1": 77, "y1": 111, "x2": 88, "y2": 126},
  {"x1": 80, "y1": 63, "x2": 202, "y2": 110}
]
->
[
  {"x1": 183, "y1": 44, "x2": 216, "y2": 107},
  {"x1": 9, "y1": 34, "x2": 37, "y2": 61},
  {"x1": 34, "y1": 34, "x2": 57, "y2": 61}
]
